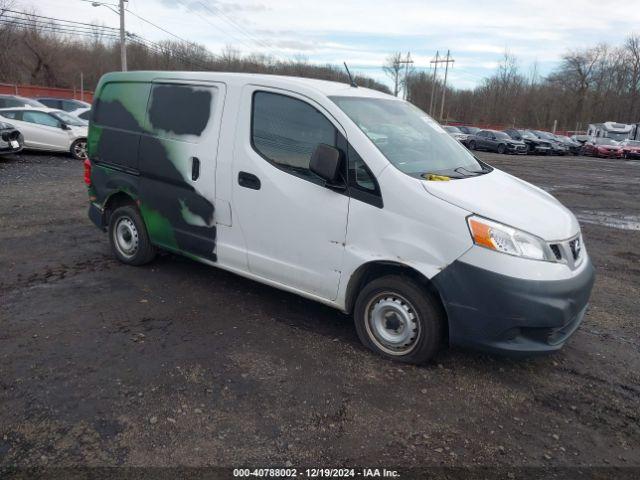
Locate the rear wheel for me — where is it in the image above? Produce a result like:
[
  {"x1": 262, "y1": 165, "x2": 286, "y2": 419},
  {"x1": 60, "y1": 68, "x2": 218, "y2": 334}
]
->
[
  {"x1": 354, "y1": 275, "x2": 444, "y2": 364},
  {"x1": 108, "y1": 205, "x2": 156, "y2": 265},
  {"x1": 70, "y1": 138, "x2": 87, "y2": 161}
]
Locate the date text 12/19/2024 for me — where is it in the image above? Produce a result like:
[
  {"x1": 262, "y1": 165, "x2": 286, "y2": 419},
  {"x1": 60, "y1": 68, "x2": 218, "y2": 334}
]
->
[{"x1": 233, "y1": 468, "x2": 400, "y2": 478}]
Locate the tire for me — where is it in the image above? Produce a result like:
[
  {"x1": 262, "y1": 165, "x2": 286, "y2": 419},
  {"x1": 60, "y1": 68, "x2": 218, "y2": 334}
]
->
[
  {"x1": 70, "y1": 138, "x2": 88, "y2": 161},
  {"x1": 108, "y1": 205, "x2": 156, "y2": 266},
  {"x1": 468, "y1": 140, "x2": 476, "y2": 150},
  {"x1": 354, "y1": 275, "x2": 444, "y2": 364},
  {"x1": 497, "y1": 144, "x2": 506, "y2": 154}
]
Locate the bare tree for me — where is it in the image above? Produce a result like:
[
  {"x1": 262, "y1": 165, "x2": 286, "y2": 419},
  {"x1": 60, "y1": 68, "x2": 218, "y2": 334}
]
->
[
  {"x1": 625, "y1": 34, "x2": 640, "y2": 119},
  {"x1": 383, "y1": 52, "x2": 404, "y2": 97}
]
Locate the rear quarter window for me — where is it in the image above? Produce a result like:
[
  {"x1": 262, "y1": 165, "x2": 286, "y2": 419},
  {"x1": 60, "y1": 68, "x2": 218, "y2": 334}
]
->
[
  {"x1": 91, "y1": 82, "x2": 151, "y2": 170},
  {"x1": 93, "y1": 82, "x2": 151, "y2": 133}
]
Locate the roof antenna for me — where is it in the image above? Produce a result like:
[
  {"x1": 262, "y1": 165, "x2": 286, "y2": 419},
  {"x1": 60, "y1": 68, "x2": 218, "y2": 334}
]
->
[{"x1": 343, "y1": 62, "x2": 358, "y2": 88}]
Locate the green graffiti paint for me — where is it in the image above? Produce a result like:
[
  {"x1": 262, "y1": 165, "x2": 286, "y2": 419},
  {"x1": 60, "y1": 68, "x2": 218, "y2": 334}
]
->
[{"x1": 138, "y1": 203, "x2": 179, "y2": 250}]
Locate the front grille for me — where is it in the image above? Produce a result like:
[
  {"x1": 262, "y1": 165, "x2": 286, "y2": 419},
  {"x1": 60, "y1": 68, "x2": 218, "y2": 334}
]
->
[
  {"x1": 569, "y1": 237, "x2": 582, "y2": 260},
  {"x1": 548, "y1": 234, "x2": 582, "y2": 268}
]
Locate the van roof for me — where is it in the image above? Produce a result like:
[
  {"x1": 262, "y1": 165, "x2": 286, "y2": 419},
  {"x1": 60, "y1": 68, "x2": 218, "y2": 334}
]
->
[{"x1": 97, "y1": 71, "x2": 394, "y2": 100}]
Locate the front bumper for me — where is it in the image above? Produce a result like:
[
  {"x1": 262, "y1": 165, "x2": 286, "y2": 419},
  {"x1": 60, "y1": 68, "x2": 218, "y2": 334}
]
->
[
  {"x1": 432, "y1": 255, "x2": 595, "y2": 356},
  {"x1": 0, "y1": 130, "x2": 23, "y2": 154},
  {"x1": 596, "y1": 149, "x2": 621, "y2": 158},
  {"x1": 532, "y1": 145, "x2": 551, "y2": 154},
  {"x1": 506, "y1": 144, "x2": 527, "y2": 154}
]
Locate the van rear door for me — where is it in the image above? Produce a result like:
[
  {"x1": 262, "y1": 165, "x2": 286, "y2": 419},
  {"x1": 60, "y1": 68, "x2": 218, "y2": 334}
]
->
[{"x1": 137, "y1": 81, "x2": 225, "y2": 260}]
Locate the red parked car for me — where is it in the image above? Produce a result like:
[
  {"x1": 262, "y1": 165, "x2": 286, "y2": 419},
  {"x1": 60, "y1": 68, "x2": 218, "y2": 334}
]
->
[
  {"x1": 618, "y1": 139, "x2": 640, "y2": 159},
  {"x1": 581, "y1": 138, "x2": 623, "y2": 158}
]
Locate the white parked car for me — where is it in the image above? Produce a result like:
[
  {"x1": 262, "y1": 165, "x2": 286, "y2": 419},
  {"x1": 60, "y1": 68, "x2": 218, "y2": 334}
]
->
[
  {"x1": 69, "y1": 107, "x2": 91, "y2": 122},
  {"x1": 0, "y1": 107, "x2": 88, "y2": 160}
]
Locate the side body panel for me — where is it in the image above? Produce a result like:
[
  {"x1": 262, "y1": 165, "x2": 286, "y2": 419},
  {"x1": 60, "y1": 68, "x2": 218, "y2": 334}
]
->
[{"x1": 10, "y1": 117, "x2": 70, "y2": 151}]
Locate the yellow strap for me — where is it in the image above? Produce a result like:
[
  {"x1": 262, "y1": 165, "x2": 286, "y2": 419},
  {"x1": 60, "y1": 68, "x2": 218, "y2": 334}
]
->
[{"x1": 423, "y1": 173, "x2": 451, "y2": 181}]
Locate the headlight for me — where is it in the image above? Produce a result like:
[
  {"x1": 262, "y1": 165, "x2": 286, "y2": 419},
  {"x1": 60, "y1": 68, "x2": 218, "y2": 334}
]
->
[{"x1": 467, "y1": 216, "x2": 554, "y2": 261}]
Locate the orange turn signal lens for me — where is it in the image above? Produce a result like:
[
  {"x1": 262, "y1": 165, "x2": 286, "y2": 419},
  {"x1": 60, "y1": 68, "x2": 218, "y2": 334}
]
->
[{"x1": 468, "y1": 218, "x2": 496, "y2": 250}]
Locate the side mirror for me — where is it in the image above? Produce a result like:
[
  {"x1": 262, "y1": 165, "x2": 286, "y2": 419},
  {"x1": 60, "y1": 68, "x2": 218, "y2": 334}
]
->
[
  {"x1": 310, "y1": 144, "x2": 344, "y2": 187},
  {"x1": 60, "y1": 122, "x2": 70, "y2": 130}
]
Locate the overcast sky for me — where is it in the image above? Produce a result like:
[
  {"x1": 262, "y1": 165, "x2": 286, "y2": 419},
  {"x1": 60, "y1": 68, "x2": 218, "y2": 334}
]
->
[{"x1": 29, "y1": 0, "x2": 640, "y2": 90}]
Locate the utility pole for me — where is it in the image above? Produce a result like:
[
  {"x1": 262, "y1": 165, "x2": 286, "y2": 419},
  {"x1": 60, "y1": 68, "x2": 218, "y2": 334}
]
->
[
  {"x1": 438, "y1": 50, "x2": 454, "y2": 122},
  {"x1": 119, "y1": 0, "x2": 127, "y2": 71},
  {"x1": 91, "y1": 0, "x2": 127, "y2": 71},
  {"x1": 397, "y1": 52, "x2": 414, "y2": 100},
  {"x1": 428, "y1": 51, "x2": 439, "y2": 115}
]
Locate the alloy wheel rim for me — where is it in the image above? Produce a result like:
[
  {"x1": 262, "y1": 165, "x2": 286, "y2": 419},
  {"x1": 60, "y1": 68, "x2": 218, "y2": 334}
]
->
[{"x1": 74, "y1": 141, "x2": 87, "y2": 160}]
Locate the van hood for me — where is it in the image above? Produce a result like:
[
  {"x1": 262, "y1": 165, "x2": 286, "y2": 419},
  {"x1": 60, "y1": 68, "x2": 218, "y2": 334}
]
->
[{"x1": 422, "y1": 169, "x2": 580, "y2": 241}]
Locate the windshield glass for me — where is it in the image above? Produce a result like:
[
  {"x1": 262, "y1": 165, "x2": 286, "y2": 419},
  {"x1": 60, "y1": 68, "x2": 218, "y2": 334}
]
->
[
  {"x1": 594, "y1": 138, "x2": 618, "y2": 145},
  {"x1": 52, "y1": 110, "x2": 87, "y2": 126},
  {"x1": 520, "y1": 131, "x2": 537, "y2": 140},
  {"x1": 22, "y1": 97, "x2": 46, "y2": 107},
  {"x1": 534, "y1": 131, "x2": 554, "y2": 139},
  {"x1": 494, "y1": 131, "x2": 510, "y2": 140},
  {"x1": 330, "y1": 96, "x2": 484, "y2": 178},
  {"x1": 443, "y1": 125, "x2": 461, "y2": 133}
]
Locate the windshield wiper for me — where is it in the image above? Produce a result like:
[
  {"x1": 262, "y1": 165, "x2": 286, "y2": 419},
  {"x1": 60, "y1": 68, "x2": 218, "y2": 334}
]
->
[{"x1": 454, "y1": 167, "x2": 488, "y2": 177}]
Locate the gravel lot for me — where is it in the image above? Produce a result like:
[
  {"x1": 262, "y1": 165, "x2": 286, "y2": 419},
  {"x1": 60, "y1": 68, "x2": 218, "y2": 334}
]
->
[{"x1": 1, "y1": 151, "x2": 639, "y2": 472}]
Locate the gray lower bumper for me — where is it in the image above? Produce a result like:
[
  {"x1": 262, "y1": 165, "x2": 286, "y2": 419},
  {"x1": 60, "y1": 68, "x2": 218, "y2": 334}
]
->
[{"x1": 432, "y1": 257, "x2": 595, "y2": 356}]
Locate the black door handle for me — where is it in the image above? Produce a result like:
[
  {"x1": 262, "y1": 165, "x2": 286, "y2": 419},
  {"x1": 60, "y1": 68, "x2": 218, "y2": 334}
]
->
[
  {"x1": 238, "y1": 171, "x2": 261, "y2": 190},
  {"x1": 191, "y1": 157, "x2": 200, "y2": 181}
]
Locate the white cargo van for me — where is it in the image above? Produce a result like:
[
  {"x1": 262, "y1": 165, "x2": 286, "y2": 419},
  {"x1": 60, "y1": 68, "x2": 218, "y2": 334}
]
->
[{"x1": 85, "y1": 72, "x2": 595, "y2": 363}]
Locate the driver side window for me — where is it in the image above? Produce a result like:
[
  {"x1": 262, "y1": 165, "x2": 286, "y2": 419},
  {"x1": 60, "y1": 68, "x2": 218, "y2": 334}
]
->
[{"x1": 251, "y1": 91, "x2": 337, "y2": 185}]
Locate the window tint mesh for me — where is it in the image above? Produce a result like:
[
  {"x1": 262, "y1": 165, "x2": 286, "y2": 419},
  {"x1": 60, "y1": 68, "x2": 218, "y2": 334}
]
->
[{"x1": 252, "y1": 91, "x2": 336, "y2": 171}]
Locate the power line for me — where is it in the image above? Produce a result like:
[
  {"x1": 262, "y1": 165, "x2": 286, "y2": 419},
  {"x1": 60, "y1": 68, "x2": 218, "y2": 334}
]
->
[
  {"x1": 195, "y1": 0, "x2": 271, "y2": 50},
  {"x1": 124, "y1": 7, "x2": 194, "y2": 46},
  {"x1": 1, "y1": 9, "x2": 211, "y2": 70},
  {"x1": 173, "y1": 0, "x2": 257, "y2": 53},
  {"x1": 176, "y1": 0, "x2": 288, "y2": 60},
  {"x1": 1, "y1": 8, "x2": 120, "y2": 31},
  {"x1": 0, "y1": 14, "x2": 121, "y2": 35},
  {"x1": 0, "y1": 19, "x2": 121, "y2": 40}
]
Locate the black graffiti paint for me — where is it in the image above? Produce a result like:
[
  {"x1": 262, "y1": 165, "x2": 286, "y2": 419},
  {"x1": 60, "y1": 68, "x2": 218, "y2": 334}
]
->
[{"x1": 148, "y1": 84, "x2": 212, "y2": 136}]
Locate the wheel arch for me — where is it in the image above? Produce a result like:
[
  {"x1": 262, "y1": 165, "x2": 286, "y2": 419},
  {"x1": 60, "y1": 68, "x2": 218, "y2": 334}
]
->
[
  {"x1": 103, "y1": 190, "x2": 137, "y2": 227},
  {"x1": 344, "y1": 260, "x2": 450, "y2": 343}
]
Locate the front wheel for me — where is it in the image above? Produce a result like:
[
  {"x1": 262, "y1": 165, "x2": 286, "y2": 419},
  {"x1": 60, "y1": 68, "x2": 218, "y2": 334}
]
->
[
  {"x1": 70, "y1": 138, "x2": 88, "y2": 161},
  {"x1": 497, "y1": 144, "x2": 506, "y2": 154},
  {"x1": 108, "y1": 205, "x2": 156, "y2": 266},
  {"x1": 354, "y1": 275, "x2": 444, "y2": 364},
  {"x1": 468, "y1": 140, "x2": 477, "y2": 150}
]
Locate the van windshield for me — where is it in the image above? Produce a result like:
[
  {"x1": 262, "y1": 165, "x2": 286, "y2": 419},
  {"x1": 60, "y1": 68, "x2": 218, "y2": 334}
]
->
[{"x1": 330, "y1": 96, "x2": 485, "y2": 178}]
